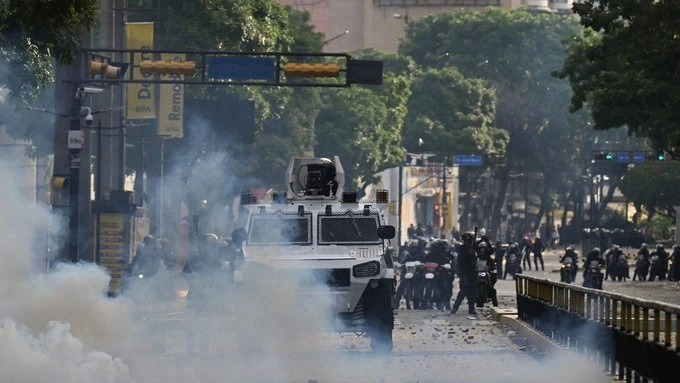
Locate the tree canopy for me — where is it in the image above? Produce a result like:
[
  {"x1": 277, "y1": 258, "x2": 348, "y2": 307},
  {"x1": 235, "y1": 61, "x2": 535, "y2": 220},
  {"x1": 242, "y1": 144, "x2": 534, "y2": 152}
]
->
[
  {"x1": 399, "y1": 8, "x2": 587, "y2": 232},
  {"x1": 619, "y1": 161, "x2": 680, "y2": 221},
  {"x1": 404, "y1": 67, "x2": 506, "y2": 158},
  {"x1": 0, "y1": 0, "x2": 98, "y2": 102},
  {"x1": 558, "y1": 0, "x2": 680, "y2": 158}
]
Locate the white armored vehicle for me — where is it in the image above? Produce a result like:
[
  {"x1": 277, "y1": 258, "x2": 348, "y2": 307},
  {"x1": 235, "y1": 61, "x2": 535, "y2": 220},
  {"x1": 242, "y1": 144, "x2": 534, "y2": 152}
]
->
[{"x1": 235, "y1": 156, "x2": 396, "y2": 352}]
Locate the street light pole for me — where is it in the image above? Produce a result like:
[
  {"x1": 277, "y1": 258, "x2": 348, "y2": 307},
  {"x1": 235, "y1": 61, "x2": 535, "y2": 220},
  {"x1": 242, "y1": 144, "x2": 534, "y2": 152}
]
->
[
  {"x1": 441, "y1": 157, "x2": 447, "y2": 238},
  {"x1": 524, "y1": 175, "x2": 529, "y2": 234},
  {"x1": 397, "y1": 163, "x2": 403, "y2": 246}
]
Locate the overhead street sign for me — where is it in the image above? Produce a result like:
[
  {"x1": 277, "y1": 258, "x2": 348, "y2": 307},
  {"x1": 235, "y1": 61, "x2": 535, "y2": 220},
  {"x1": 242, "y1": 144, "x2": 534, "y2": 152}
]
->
[
  {"x1": 207, "y1": 56, "x2": 275, "y2": 81},
  {"x1": 454, "y1": 154, "x2": 483, "y2": 167},
  {"x1": 632, "y1": 151, "x2": 645, "y2": 164}
]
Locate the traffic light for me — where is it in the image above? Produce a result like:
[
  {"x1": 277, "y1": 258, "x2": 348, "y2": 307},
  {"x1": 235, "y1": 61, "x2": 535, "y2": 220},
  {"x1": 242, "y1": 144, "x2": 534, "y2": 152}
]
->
[
  {"x1": 88, "y1": 61, "x2": 128, "y2": 79},
  {"x1": 283, "y1": 63, "x2": 341, "y2": 78},
  {"x1": 647, "y1": 153, "x2": 666, "y2": 161},
  {"x1": 139, "y1": 60, "x2": 197, "y2": 76},
  {"x1": 593, "y1": 152, "x2": 614, "y2": 161}
]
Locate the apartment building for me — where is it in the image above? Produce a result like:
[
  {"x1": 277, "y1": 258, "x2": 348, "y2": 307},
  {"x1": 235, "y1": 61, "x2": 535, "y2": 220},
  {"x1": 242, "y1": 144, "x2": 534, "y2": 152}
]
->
[{"x1": 279, "y1": 0, "x2": 573, "y2": 53}]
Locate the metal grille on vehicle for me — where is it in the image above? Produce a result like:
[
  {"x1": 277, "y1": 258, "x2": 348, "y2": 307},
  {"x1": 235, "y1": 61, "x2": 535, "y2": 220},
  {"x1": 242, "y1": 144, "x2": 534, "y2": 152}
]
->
[
  {"x1": 248, "y1": 211, "x2": 312, "y2": 245},
  {"x1": 277, "y1": 268, "x2": 351, "y2": 288},
  {"x1": 317, "y1": 212, "x2": 381, "y2": 245}
]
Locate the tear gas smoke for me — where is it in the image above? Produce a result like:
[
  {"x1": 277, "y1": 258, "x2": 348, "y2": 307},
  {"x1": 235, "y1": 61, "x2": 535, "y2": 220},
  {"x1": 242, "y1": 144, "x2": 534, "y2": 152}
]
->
[{"x1": 0, "y1": 95, "x2": 613, "y2": 382}]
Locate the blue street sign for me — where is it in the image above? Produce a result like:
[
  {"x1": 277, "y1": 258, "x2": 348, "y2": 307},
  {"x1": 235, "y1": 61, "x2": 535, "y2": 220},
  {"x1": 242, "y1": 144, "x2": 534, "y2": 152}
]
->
[
  {"x1": 207, "y1": 56, "x2": 275, "y2": 81},
  {"x1": 454, "y1": 154, "x2": 483, "y2": 166},
  {"x1": 616, "y1": 152, "x2": 630, "y2": 164},
  {"x1": 632, "y1": 151, "x2": 645, "y2": 164}
]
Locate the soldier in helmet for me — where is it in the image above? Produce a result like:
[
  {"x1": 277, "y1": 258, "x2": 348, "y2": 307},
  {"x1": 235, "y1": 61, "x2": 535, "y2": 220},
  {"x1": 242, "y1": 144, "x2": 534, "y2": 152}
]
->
[{"x1": 450, "y1": 231, "x2": 478, "y2": 319}]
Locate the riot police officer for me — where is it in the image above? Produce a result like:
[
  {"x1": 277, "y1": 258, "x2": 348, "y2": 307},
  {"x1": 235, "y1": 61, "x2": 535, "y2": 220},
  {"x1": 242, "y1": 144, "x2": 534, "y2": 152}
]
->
[{"x1": 450, "y1": 232, "x2": 477, "y2": 319}]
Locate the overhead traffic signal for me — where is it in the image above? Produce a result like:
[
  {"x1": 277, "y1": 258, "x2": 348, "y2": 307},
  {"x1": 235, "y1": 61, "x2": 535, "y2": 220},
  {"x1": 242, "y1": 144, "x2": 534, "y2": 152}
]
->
[
  {"x1": 139, "y1": 60, "x2": 197, "y2": 76},
  {"x1": 88, "y1": 61, "x2": 128, "y2": 79},
  {"x1": 283, "y1": 63, "x2": 341, "y2": 78},
  {"x1": 593, "y1": 152, "x2": 614, "y2": 161},
  {"x1": 647, "y1": 153, "x2": 666, "y2": 161}
]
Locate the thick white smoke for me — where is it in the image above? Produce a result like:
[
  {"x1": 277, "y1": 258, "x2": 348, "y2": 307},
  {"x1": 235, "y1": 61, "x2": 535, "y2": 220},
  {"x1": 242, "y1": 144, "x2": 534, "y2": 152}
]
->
[{"x1": 0, "y1": 161, "x2": 135, "y2": 382}]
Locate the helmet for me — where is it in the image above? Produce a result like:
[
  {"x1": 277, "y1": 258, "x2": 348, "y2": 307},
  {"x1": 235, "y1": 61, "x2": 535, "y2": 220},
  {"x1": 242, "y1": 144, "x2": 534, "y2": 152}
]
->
[
  {"x1": 143, "y1": 235, "x2": 155, "y2": 245},
  {"x1": 640, "y1": 243, "x2": 647, "y2": 249},
  {"x1": 478, "y1": 242, "x2": 488, "y2": 248},
  {"x1": 479, "y1": 228, "x2": 486, "y2": 237},
  {"x1": 203, "y1": 233, "x2": 219, "y2": 243},
  {"x1": 592, "y1": 247, "x2": 600, "y2": 255},
  {"x1": 566, "y1": 245, "x2": 574, "y2": 252},
  {"x1": 656, "y1": 243, "x2": 664, "y2": 250},
  {"x1": 461, "y1": 232, "x2": 475, "y2": 243}
]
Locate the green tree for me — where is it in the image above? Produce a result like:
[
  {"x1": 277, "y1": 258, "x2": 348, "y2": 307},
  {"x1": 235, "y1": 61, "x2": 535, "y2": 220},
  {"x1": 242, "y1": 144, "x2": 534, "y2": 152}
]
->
[
  {"x1": 558, "y1": 0, "x2": 680, "y2": 158},
  {"x1": 315, "y1": 81, "x2": 407, "y2": 192},
  {"x1": 0, "y1": 0, "x2": 98, "y2": 103},
  {"x1": 404, "y1": 67, "x2": 505, "y2": 157},
  {"x1": 620, "y1": 161, "x2": 680, "y2": 221},
  {"x1": 399, "y1": 8, "x2": 583, "y2": 233}
]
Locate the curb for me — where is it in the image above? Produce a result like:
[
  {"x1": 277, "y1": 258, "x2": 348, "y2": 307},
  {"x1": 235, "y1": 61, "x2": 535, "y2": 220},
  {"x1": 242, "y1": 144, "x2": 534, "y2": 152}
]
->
[{"x1": 489, "y1": 307, "x2": 620, "y2": 382}]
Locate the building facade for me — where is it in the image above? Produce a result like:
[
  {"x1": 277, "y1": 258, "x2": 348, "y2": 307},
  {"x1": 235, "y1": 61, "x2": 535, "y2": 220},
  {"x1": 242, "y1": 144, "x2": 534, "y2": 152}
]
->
[{"x1": 278, "y1": 0, "x2": 572, "y2": 53}]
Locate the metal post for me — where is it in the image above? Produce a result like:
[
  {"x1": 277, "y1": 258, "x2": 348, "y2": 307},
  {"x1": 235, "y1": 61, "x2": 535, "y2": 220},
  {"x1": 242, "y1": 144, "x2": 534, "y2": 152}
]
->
[
  {"x1": 524, "y1": 174, "x2": 529, "y2": 234},
  {"x1": 158, "y1": 139, "x2": 165, "y2": 238},
  {"x1": 118, "y1": 118, "x2": 125, "y2": 190},
  {"x1": 95, "y1": 120, "x2": 103, "y2": 264},
  {"x1": 441, "y1": 157, "x2": 447, "y2": 238},
  {"x1": 397, "y1": 164, "x2": 403, "y2": 246},
  {"x1": 68, "y1": 86, "x2": 83, "y2": 263}
]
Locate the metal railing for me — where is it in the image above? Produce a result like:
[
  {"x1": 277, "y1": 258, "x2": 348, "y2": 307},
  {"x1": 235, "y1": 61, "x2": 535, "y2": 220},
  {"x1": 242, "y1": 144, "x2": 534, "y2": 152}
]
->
[{"x1": 516, "y1": 274, "x2": 680, "y2": 383}]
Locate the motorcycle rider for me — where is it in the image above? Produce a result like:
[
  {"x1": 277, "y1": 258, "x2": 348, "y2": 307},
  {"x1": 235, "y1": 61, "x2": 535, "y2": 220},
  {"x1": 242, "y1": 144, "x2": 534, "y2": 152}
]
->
[
  {"x1": 394, "y1": 241, "x2": 423, "y2": 309},
  {"x1": 652, "y1": 244, "x2": 669, "y2": 281},
  {"x1": 450, "y1": 232, "x2": 478, "y2": 319},
  {"x1": 476, "y1": 242, "x2": 499, "y2": 307},
  {"x1": 425, "y1": 239, "x2": 455, "y2": 310},
  {"x1": 559, "y1": 246, "x2": 579, "y2": 282},
  {"x1": 128, "y1": 235, "x2": 164, "y2": 278}
]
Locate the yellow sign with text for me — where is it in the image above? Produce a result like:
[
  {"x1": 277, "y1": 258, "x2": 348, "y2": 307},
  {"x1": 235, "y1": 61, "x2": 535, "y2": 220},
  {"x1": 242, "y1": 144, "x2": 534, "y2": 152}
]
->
[
  {"x1": 98, "y1": 214, "x2": 127, "y2": 294},
  {"x1": 158, "y1": 53, "x2": 185, "y2": 137},
  {"x1": 125, "y1": 22, "x2": 155, "y2": 120}
]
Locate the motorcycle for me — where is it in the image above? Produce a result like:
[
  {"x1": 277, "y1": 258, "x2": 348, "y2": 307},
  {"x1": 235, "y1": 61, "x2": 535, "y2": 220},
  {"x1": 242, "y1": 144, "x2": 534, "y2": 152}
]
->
[
  {"x1": 422, "y1": 262, "x2": 441, "y2": 310},
  {"x1": 437, "y1": 263, "x2": 454, "y2": 310},
  {"x1": 394, "y1": 261, "x2": 419, "y2": 309},
  {"x1": 476, "y1": 259, "x2": 491, "y2": 308},
  {"x1": 633, "y1": 257, "x2": 649, "y2": 281},
  {"x1": 560, "y1": 258, "x2": 576, "y2": 284},
  {"x1": 615, "y1": 253, "x2": 629, "y2": 282},
  {"x1": 583, "y1": 260, "x2": 603, "y2": 290},
  {"x1": 649, "y1": 255, "x2": 663, "y2": 281}
]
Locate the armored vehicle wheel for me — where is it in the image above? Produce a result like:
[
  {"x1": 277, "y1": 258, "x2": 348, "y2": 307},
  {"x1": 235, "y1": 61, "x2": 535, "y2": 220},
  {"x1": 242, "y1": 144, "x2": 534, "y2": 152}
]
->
[{"x1": 366, "y1": 279, "x2": 394, "y2": 353}]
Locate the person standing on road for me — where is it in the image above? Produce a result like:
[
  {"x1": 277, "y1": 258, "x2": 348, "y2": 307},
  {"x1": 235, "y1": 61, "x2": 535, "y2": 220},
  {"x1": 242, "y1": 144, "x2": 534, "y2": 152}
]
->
[
  {"x1": 532, "y1": 236, "x2": 545, "y2": 271},
  {"x1": 450, "y1": 232, "x2": 477, "y2": 319},
  {"x1": 671, "y1": 245, "x2": 680, "y2": 281},
  {"x1": 521, "y1": 236, "x2": 533, "y2": 271},
  {"x1": 494, "y1": 241, "x2": 505, "y2": 276}
]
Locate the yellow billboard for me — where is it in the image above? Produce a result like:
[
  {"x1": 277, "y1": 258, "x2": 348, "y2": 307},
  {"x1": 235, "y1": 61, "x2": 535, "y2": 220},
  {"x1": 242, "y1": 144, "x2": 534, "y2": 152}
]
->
[
  {"x1": 125, "y1": 22, "x2": 155, "y2": 120},
  {"x1": 158, "y1": 53, "x2": 185, "y2": 137}
]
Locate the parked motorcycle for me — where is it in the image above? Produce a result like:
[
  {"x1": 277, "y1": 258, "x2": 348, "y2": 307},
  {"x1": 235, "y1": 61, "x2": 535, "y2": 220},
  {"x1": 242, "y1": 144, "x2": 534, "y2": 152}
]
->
[
  {"x1": 560, "y1": 257, "x2": 576, "y2": 284},
  {"x1": 583, "y1": 260, "x2": 603, "y2": 290}
]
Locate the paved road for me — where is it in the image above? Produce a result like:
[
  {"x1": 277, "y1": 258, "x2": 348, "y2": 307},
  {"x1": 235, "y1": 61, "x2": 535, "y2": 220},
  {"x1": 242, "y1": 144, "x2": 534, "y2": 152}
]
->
[
  {"x1": 513, "y1": 248, "x2": 680, "y2": 306},
  {"x1": 128, "y1": 278, "x2": 606, "y2": 383}
]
